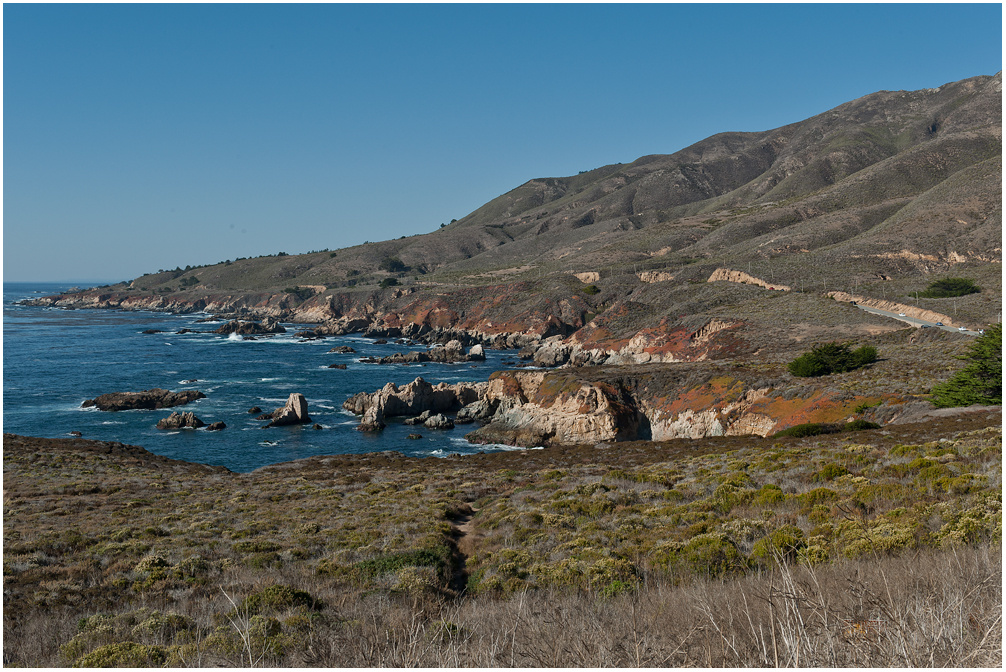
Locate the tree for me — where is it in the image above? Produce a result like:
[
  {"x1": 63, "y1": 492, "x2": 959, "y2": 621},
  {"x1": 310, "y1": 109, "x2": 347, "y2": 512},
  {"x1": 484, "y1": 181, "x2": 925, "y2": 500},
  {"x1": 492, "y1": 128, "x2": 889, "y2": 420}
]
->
[
  {"x1": 918, "y1": 277, "x2": 980, "y2": 298},
  {"x1": 930, "y1": 324, "x2": 1002, "y2": 407},
  {"x1": 379, "y1": 278, "x2": 399, "y2": 289},
  {"x1": 787, "y1": 342, "x2": 877, "y2": 377}
]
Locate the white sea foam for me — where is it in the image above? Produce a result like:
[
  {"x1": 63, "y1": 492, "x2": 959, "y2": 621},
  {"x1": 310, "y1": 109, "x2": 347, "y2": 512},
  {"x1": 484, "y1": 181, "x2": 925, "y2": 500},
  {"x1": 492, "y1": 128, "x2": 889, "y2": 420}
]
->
[
  {"x1": 227, "y1": 333, "x2": 243, "y2": 342},
  {"x1": 448, "y1": 438, "x2": 543, "y2": 451}
]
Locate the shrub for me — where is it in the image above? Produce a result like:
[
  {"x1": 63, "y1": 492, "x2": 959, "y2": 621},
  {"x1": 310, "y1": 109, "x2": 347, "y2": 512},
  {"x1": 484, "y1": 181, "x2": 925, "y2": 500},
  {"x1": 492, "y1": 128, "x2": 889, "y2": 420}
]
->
[
  {"x1": 582, "y1": 284, "x2": 600, "y2": 295},
  {"x1": 379, "y1": 278, "x2": 399, "y2": 288},
  {"x1": 813, "y1": 463, "x2": 850, "y2": 482},
  {"x1": 73, "y1": 642, "x2": 170, "y2": 667},
  {"x1": 282, "y1": 286, "x2": 315, "y2": 301},
  {"x1": 788, "y1": 342, "x2": 877, "y2": 377},
  {"x1": 750, "y1": 525, "x2": 805, "y2": 564},
  {"x1": 773, "y1": 423, "x2": 841, "y2": 438},
  {"x1": 917, "y1": 277, "x2": 980, "y2": 298},
  {"x1": 379, "y1": 257, "x2": 407, "y2": 273},
  {"x1": 930, "y1": 324, "x2": 1001, "y2": 408},
  {"x1": 844, "y1": 419, "x2": 881, "y2": 432},
  {"x1": 241, "y1": 584, "x2": 317, "y2": 615}
]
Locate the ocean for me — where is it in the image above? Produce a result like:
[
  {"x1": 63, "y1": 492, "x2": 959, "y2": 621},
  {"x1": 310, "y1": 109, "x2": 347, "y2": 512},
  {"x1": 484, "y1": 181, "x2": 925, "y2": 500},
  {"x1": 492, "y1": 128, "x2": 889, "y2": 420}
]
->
[{"x1": 2, "y1": 282, "x2": 529, "y2": 472}]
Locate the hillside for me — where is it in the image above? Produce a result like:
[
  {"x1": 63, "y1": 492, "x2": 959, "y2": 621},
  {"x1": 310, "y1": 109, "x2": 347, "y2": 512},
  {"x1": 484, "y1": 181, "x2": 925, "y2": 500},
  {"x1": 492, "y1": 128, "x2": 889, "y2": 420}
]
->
[
  {"x1": 32, "y1": 73, "x2": 999, "y2": 336},
  {"x1": 24, "y1": 73, "x2": 1002, "y2": 435}
]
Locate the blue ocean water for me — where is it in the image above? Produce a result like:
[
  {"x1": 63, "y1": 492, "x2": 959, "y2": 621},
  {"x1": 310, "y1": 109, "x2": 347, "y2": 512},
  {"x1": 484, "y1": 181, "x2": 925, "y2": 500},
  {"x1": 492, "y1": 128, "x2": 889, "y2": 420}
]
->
[{"x1": 3, "y1": 282, "x2": 527, "y2": 472}]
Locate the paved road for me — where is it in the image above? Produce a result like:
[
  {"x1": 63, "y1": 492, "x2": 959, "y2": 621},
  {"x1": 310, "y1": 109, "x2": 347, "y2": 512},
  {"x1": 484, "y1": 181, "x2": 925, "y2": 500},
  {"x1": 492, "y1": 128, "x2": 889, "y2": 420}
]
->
[{"x1": 851, "y1": 303, "x2": 980, "y2": 336}]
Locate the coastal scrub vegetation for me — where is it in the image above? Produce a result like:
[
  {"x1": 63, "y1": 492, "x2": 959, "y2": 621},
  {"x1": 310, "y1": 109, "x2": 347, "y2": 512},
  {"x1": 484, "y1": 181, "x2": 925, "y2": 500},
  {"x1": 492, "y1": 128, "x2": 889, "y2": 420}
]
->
[
  {"x1": 4, "y1": 410, "x2": 1000, "y2": 666},
  {"x1": 788, "y1": 341, "x2": 878, "y2": 377}
]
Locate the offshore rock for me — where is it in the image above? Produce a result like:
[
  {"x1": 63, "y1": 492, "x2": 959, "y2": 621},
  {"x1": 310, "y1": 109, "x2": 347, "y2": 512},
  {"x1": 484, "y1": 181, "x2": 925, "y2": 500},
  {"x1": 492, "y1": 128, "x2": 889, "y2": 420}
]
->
[
  {"x1": 344, "y1": 376, "x2": 486, "y2": 432},
  {"x1": 265, "y1": 393, "x2": 312, "y2": 427},
  {"x1": 423, "y1": 413, "x2": 455, "y2": 430},
  {"x1": 156, "y1": 412, "x2": 205, "y2": 430},
  {"x1": 82, "y1": 388, "x2": 206, "y2": 411},
  {"x1": 214, "y1": 319, "x2": 286, "y2": 335}
]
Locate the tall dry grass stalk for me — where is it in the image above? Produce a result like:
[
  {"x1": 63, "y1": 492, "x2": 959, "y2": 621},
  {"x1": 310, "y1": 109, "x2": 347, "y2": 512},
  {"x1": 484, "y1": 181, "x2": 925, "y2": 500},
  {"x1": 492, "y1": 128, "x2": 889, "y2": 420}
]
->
[{"x1": 294, "y1": 544, "x2": 999, "y2": 667}]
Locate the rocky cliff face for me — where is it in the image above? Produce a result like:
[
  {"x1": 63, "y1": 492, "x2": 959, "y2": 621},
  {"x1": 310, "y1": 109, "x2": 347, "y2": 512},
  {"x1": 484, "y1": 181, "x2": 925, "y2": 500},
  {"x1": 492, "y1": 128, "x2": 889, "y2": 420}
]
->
[{"x1": 344, "y1": 366, "x2": 911, "y2": 448}]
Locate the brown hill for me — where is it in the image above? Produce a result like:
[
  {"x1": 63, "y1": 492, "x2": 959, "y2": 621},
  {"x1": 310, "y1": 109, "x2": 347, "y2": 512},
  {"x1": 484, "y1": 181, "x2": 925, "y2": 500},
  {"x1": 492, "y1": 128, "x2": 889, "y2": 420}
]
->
[{"x1": 27, "y1": 73, "x2": 1002, "y2": 349}]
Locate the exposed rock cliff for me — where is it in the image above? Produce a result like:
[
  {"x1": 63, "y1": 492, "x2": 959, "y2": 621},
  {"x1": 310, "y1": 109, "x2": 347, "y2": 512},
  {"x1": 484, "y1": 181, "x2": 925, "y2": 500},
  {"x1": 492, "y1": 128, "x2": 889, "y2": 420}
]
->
[{"x1": 345, "y1": 365, "x2": 912, "y2": 448}]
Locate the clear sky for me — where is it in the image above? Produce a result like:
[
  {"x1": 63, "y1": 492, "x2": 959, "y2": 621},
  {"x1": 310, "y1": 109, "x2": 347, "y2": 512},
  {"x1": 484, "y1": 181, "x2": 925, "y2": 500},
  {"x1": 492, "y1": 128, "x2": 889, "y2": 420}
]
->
[{"x1": 3, "y1": 2, "x2": 1002, "y2": 282}]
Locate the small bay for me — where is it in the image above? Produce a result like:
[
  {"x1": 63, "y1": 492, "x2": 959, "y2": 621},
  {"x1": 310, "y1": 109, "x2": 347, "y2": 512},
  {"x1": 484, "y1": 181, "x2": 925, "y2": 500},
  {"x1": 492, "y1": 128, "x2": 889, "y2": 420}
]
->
[{"x1": 3, "y1": 282, "x2": 524, "y2": 472}]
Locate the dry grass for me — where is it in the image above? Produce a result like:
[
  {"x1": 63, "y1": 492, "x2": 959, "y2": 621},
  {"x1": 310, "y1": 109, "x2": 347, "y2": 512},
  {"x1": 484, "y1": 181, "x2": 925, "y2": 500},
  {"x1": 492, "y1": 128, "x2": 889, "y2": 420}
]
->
[{"x1": 3, "y1": 411, "x2": 1000, "y2": 666}]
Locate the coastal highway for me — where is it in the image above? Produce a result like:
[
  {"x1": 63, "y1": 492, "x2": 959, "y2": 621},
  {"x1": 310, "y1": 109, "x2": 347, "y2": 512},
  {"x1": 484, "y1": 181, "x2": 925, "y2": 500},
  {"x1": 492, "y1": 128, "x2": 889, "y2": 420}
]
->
[{"x1": 851, "y1": 303, "x2": 981, "y2": 336}]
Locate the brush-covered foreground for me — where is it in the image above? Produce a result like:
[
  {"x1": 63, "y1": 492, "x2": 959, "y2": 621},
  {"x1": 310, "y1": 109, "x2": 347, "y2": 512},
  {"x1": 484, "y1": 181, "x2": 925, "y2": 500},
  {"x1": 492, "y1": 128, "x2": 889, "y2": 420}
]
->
[{"x1": 3, "y1": 409, "x2": 1000, "y2": 667}]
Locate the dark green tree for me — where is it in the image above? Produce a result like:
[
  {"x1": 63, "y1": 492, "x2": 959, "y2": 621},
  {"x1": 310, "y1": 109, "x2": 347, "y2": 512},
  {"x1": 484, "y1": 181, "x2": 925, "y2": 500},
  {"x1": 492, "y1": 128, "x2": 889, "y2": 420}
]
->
[
  {"x1": 918, "y1": 277, "x2": 981, "y2": 298},
  {"x1": 930, "y1": 324, "x2": 1002, "y2": 407},
  {"x1": 788, "y1": 342, "x2": 877, "y2": 377}
]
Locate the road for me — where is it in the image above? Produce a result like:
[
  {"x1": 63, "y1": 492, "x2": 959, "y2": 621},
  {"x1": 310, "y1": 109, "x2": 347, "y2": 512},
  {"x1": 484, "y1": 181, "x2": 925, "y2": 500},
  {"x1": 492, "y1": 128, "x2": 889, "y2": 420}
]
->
[{"x1": 851, "y1": 303, "x2": 980, "y2": 336}]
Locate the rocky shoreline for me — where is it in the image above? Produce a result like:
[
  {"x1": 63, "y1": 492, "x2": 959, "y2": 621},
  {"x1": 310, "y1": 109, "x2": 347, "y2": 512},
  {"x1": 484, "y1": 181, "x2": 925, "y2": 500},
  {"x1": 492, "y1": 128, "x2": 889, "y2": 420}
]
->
[
  {"x1": 21, "y1": 284, "x2": 972, "y2": 449},
  {"x1": 339, "y1": 366, "x2": 945, "y2": 448}
]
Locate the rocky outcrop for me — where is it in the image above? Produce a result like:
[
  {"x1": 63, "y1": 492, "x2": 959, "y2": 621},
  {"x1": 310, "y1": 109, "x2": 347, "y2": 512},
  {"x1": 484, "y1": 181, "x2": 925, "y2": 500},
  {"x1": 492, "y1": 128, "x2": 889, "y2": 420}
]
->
[
  {"x1": 347, "y1": 366, "x2": 908, "y2": 448},
  {"x1": 214, "y1": 319, "x2": 286, "y2": 335},
  {"x1": 423, "y1": 413, "x2": 455, "y2": 430},
  {"x1": 82, "y1": 388, "x2": 206, "y2": 411},
  {"x1": 265, "y1": 393, "x2": 312, "y2": 427},
  {"x1": 638, "y1": 271, "x2": 675, "y2": 283},
  {"x1": 360, "y1": 343, "x2": 486, "y2": 365},
  {"x1": 156, "y1": 412, "x2": 205, "y2": 430},
  {"x1": 344, "y1": 376, "x2": 486, "y2": 432},
  {"x1": 708, "y1": 268, "x2": 791, "y2": 292}
]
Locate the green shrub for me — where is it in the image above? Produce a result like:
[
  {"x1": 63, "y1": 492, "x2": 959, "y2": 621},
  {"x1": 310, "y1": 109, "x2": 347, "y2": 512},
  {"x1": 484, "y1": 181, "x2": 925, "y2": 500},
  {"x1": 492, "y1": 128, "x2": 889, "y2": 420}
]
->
[
  {"x1": 241, "y1": 584, "x2": 317, "y2": 615},
  {"x1": 773, "y1": 423, "x2": 840, "y2": 438},
  {"x1": 930, "y1": 324, "x2": 1001, "y2": 408},
  {"x1": 379, "y1": 277, "x2": 399, "y2": 288},
  {"x1": 231, "y1": 540, "x2": 282, "y2": 554},
  {"x1": 72, "y1": 642, "x2": 169, "y2": 667},
  {"x1": 582, "y1": 284, "x2": 600, "y2": 295},
  {"x1": 917, "y1": 277, "x2": 980, "y2": 298},
  {"x1": 788, "y1": 342, "x2": 877, "y2": 377},
  {"x1": 813, "y1": 464, "x2": 850, "y2": 482},
  {"x1": 844, "y1": 419, "x2": 881, "y2": 431},
  {"x1": 750, "y1": 525, "x2": 805, "y2": 564}
]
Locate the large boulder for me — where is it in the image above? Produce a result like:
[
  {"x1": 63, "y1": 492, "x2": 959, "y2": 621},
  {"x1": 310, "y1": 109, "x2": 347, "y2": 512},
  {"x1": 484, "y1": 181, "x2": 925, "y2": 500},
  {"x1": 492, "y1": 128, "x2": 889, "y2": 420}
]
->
[
  {"x1": 156, "y1": 412, "x2": 205, "y2": 430},
  {"x1": 455, "y1": 398, "x2": 500, "y2": 424},
  {"x1": 468, "y1": 344, "x2": 486, "y2": 361},
  {"x1": 82, "y1": 388, "x2": 206, "y2": 411},
  {"x1": 265, "y1": 393, "x2": 312, "y2": 427},
  {"x1": 423, "y1": 413, "x2": 455, "y2": 430}
]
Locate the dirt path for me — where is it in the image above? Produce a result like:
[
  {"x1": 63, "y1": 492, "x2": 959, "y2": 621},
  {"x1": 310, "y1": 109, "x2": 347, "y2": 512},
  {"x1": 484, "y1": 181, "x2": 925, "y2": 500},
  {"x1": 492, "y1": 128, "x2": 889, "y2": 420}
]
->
[{"x1": 448, "y1": 505, "x2": 478, "y2": 596}]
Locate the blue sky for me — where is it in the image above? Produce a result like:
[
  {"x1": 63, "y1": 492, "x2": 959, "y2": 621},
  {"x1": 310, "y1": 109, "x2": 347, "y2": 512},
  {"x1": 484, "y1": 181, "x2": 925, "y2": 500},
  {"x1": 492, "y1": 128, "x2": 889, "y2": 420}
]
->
[{"x1": 3, "y1": 3, "x2": 1002, "y2": 282}]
